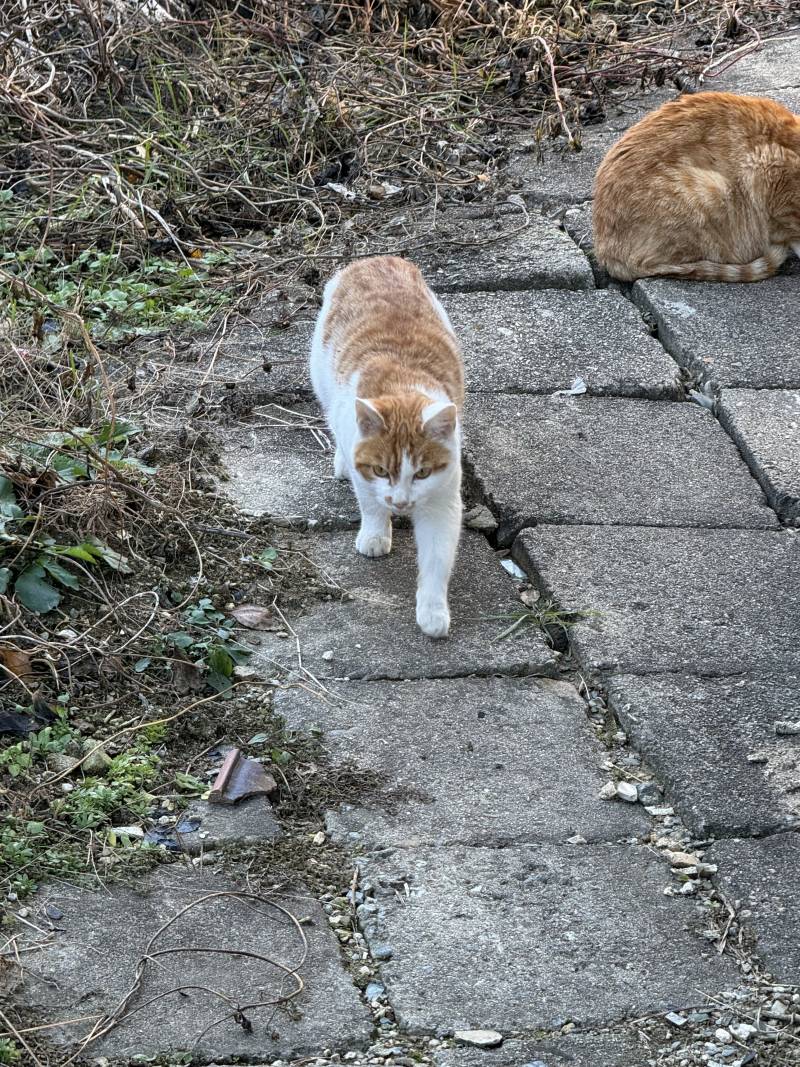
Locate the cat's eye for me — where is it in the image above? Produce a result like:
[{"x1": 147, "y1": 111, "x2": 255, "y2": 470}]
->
[
  {"x1": 414, "y1": 467, "x2": 432, "y2": 480},
  {"x1": 372, "y1": 465, "x2": 389, "y2": 478}
]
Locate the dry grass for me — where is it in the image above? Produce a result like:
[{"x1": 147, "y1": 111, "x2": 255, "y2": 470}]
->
[{"x1": 2, "y1": 0, "x2": 797, "y2": 311}]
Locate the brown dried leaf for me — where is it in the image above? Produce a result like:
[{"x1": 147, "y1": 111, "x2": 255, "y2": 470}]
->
[
  {"x1": 0, "y1": 644, "x2": 34, "y2": 680},
  {"x1": 171, "y1": 657, "x2": 204, "y2": 695},
  {"x1": 230, "y1": 604, "x2": 274, "y2": 630}
]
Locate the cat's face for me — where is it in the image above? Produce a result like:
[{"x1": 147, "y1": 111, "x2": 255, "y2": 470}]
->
[{"x1": 353, "y1": 395, "x2": 458, "y2": 514}]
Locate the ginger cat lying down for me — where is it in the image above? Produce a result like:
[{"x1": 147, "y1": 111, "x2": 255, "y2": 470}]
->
[
  {"x1": 594, "y1": 91, "x2": 800, "y2": 282},
  {"x1": 310, "y1": 256, "x2": 464, "y2": 639}
]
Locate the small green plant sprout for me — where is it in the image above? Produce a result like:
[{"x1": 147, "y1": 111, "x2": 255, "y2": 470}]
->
[
  {"x1": 0, "y1": 1037, "x2": 21, "y2": 1064},
  {"x1": 0, "y1": 420, "x2": 149, "y2": 613},
  {"x1": 138, "y1": 598, "x2": 252, "y2": 696},
  {"x1": 1, "y1": 246, "x2": 231, "y2": 343},
  {"x1": 489, "y1": 601, "x2": 600, "y2": 644}
]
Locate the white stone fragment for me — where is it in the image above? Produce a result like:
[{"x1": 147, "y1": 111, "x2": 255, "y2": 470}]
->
[
  {"x1": 667, "y1": 851, "x2": 702, "y2": 868},
  {"x1": 454, "y1": 1030, "x2": 503, "y2": 1048},
  {"x1": 616, "y1": 781, "x2": 639, "y2": 803},
  {"x1": 665, "y1": 1012, "x2": 688, "y2": 1027},
  {"x1": 730, "y1": 1022, "x2": 757, "y2": 1041},
  {"x1": 500, "y1": 559, "x2": 526, "y2": 580}
]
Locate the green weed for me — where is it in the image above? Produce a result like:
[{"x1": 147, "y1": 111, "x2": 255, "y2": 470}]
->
[
  {"x1": 136, "y1": 596, "x2": 253, "y2": 696},
  {"x1": 490, "y1": 601, "x2": 600, "y2": 644},
  {"x1": 0, "y1": 421, "x2": 150, "y2": 613},
  {"x1": 1, "y1": 243, "x2": 231, "y2": 343},
  {"x1": 0, "y1": 1037, "x2": 21, "y2": 1064}
]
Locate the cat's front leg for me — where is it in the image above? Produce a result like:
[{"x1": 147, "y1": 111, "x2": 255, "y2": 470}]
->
[
  {"x1": 413, "y1": 495, "x2": 461, "y2": 639},
  {"x1": 333, "y1": 446, "x2": 348, "y2": 480},
  {"x1": 352, "y1": 476, "x2": 392, "y2": 558}
]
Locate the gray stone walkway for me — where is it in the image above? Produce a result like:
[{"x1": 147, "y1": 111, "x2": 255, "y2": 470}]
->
[{"x1": 7, "y1": 31, "x2": 800, "y2": 1067}]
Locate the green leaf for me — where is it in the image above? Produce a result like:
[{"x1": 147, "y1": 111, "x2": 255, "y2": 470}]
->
[
  {"x1": 206, "y1": 670, "x2": 232, "y2": 694},
  {"x1": 0, "y1": 477, "x2": 22, "y2": 519},
  {"x1": 174, "y1": 771, "x2": 206, "y2": 794},
  {"x1": 207, "y1": 646, "x2": 233, "y2": 678},
  {"x1": 95, "y1": 420, "x2": 141, "y2": 446},
  {"x1": 269, "y1": 748, "x2": 291, "y2": 767},
  {"x1": 165, "y1": 631, "x2": 194, "y2": 650},
  {"x1": 86, "y1": 538, "x2": 132, "y2": 574},
  {"x1": 39, "y1": 556, "x2": 80, "y2": 589},
  {"x1": 257, "y1": 547, "x2": 278, "y2": 571},
  {"x1": 58, "y1": 543, "x2": 102, "y2": 564},
  {"x1": 248, "y1": 732, "x2": 269, "y2": 744},
  {"x1": 14, "y1": 565, "x2": 61, "y2": 614},
  {"x1": 133, "y1": 657, "x2": 151, "y2": 673},
  {"x1": 0, "y1": 567, "x2": 10, "y2": 594}
]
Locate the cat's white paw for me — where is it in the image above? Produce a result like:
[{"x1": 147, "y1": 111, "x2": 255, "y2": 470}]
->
[
  {"x1": 356, "y1": 530, "x2": 392, "y2": 557},
  {"x1": 333, "y1": 448, "x2": 348, "y2": 480},
  {"x1": 416, "y1": 601, "x2": 450, "y2": 639}
]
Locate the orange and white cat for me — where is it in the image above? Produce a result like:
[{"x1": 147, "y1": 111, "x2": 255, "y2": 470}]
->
[
  {"x1": 593, "y1": 92, "x2": 800, "y2": 282},
  {"x1": 310, "y1": 256, "x2": 464, "y2": 638}
]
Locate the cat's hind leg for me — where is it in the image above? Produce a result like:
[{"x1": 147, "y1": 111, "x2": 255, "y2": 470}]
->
[
  {"x1": 352, "y1": 476, "x2": 392, "y2": 558},
  {"x1": 413, "y1": 491, "x2": 462, "y2": 638}
]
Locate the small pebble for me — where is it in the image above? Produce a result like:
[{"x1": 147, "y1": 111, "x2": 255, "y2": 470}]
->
[
  {"x1": 665, "y1": 1012, "x2": 688, "y2": 1027},
  {"x1": 730, "y1": 1023, "x2": 757, "y2": 1041},
  {"x1": 715, "y1": 1028, "x2": 732, "y2": 1043},
  {"x1": 322, "y1": 650, "x2": 335, "y2": 661},
  {"x1": 616, "y1": 781, "x2": 638, "y2": 803},
  {"x1": 598, "y1": 782, "x2": 617, "y2": 801},
  {"x1": 668, "y1": 851, "x2": 702, "y2": 868}
]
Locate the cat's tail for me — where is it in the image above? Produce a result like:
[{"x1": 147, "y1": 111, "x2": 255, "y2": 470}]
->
[{"x1": 635, "y1": 243, "x2": 789, "y2": 283}]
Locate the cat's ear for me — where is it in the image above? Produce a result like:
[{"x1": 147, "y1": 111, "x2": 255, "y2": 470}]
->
[
  {"x1": 422, "y1": 400, "x2": 457, "y2": 441},
  {"x1": 355, "y1": 398, "x2": 386, "y2": 437}
]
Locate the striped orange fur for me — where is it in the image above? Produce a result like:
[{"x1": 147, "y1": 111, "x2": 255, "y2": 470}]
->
[{"x1": 593, "y1": 92, "x2": 800, "y2": 282}]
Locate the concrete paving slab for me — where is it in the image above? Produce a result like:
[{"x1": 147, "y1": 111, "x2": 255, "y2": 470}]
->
[
  {"x1": 446, "y1": 289, "x2": 680, "y2": 398},
  {"x1": 418, "y1": 212, "x2": 594, "y2": 292},
  {"x1": 607, "y1": 674, "x2": 800, "y2": 836},
  {"x1": 275, "y1": 677, "x2": 647, "y2": 848},
  {"x1": 718, "y1": 389, "x2": 800, "y2": 523},
  {"x1": 176, "y1": 795, "x2": 283, "y2": 855},
  {"x1": 220, "y1": 413, "x2": 359, "y2": 526},
  {"x1": 632, "y1": 275, "x2": 800, "y2": 388},
  {"x1": 208, "y1": 318, "x2": 314, "y2": 403},
  {"x1": 3, "y1": 867, "x2": 371, "y2": 1060},
  {"x1": 219, "y1": 288, "x2": 679, "y2": 406},
  {"x1": 513, "y1": 526, "x2": 800, "y2": 675},
  {"x1": 434, "y1": 1029, "x2": 657, "y2": 1067},
  {"x1": 503, "y1": 90, "x2": 674, "y2": 206},
  {"x1": 703, "y1": 33, "x2": 800, "y2": 92},
  {"x1": 356, "y1": 843, "x2": 738, "y2": 1034},
  {"x1": 251, "y1": 530, "x2": 557, "y2": 681},
  {"x1": 707, "y1": 833, "x2": 800, "y2": 982},
  {"x1": 466, "y1": 395, "x2": 777, "y2": 544}
]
